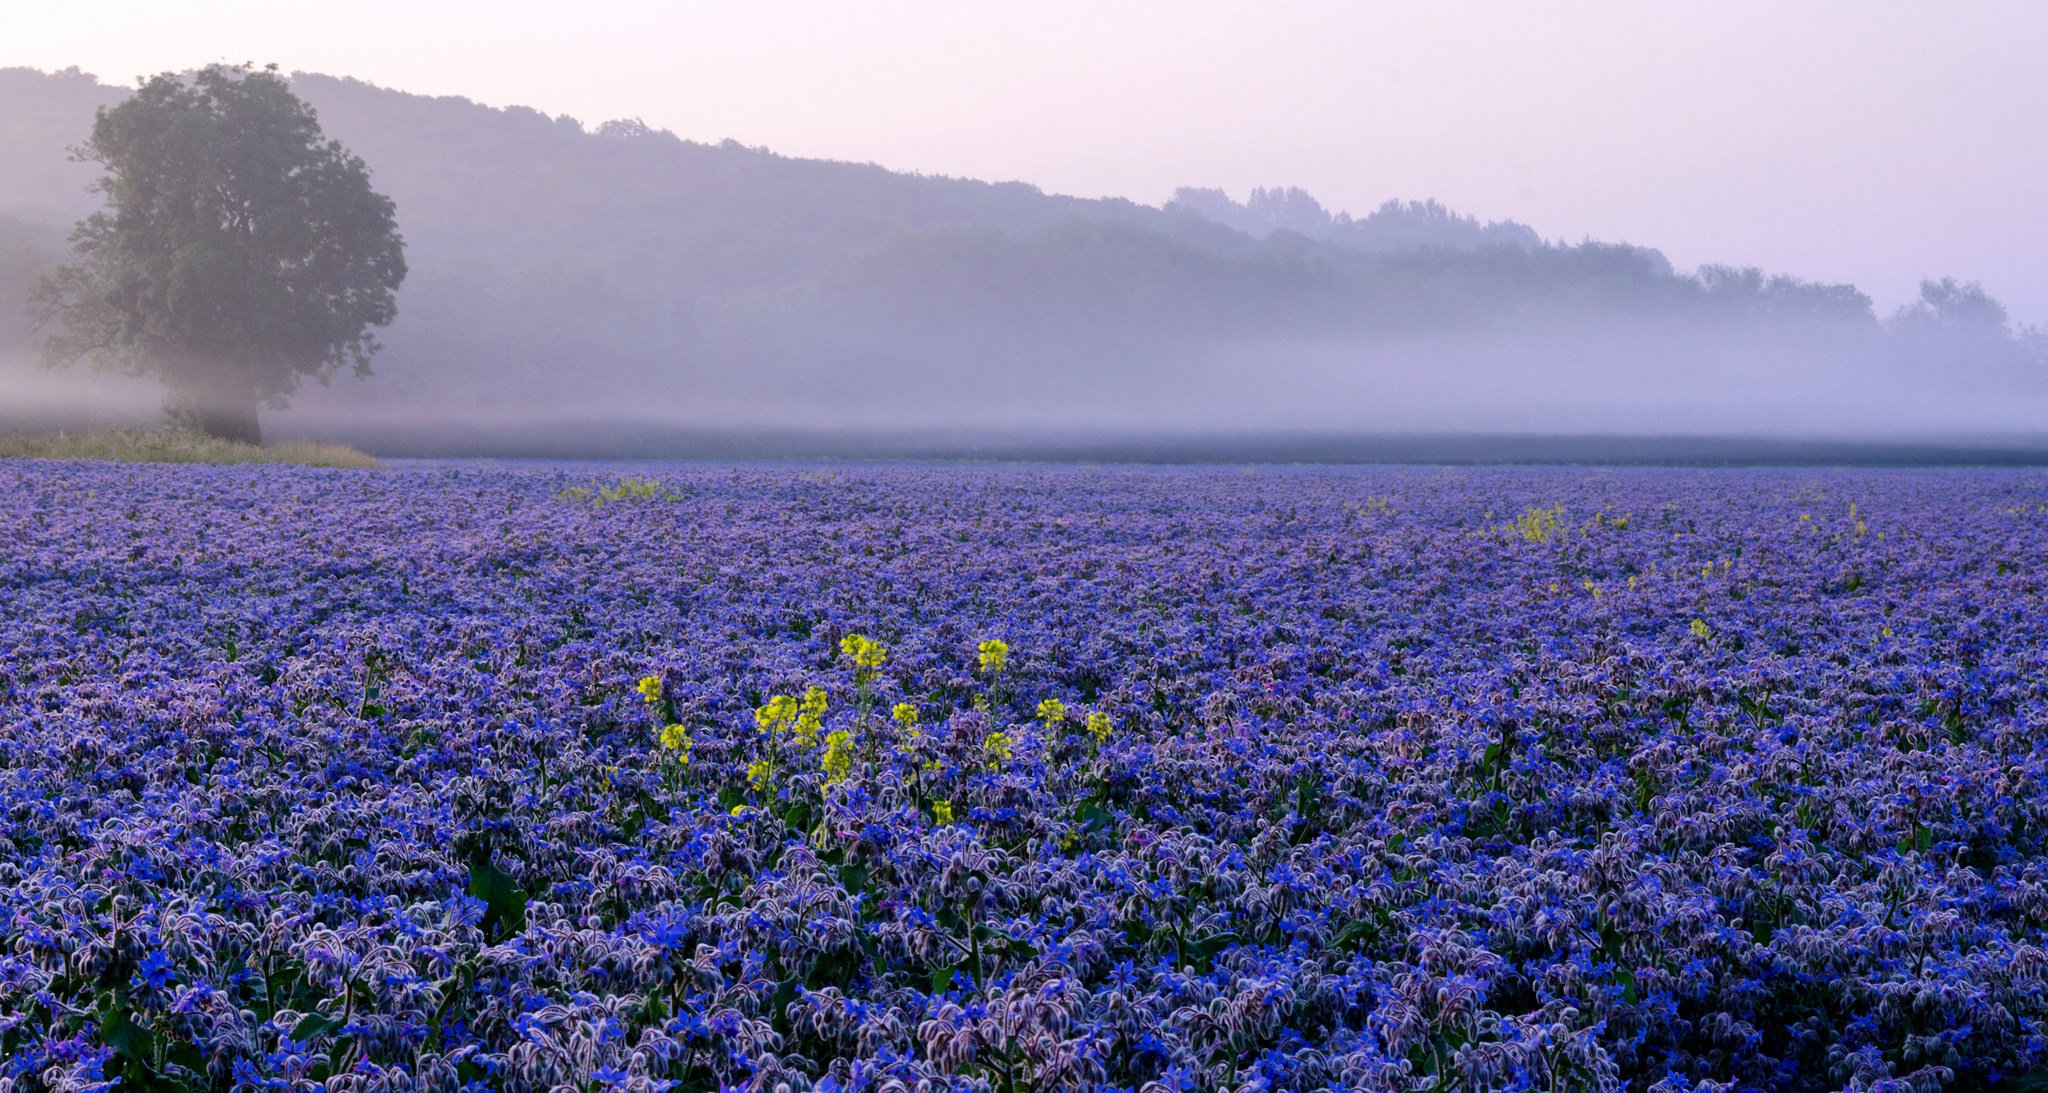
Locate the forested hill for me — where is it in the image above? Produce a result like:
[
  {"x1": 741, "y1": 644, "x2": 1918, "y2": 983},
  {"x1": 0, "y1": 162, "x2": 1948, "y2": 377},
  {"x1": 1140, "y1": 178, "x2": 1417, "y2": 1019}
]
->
[{"x1": 2, "y1": 66, "x2": 2042, "y2": 448}]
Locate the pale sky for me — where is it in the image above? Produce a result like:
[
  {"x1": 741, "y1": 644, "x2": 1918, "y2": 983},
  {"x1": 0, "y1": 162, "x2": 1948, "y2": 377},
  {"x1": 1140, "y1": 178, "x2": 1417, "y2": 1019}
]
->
[{"x1": 11, "y1": 1, "x2": 2048, "y2": 319}]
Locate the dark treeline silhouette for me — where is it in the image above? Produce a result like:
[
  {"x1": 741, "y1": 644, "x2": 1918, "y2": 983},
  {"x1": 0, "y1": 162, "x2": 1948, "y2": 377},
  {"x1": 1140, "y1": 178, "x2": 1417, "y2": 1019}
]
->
[
  {"x1": 1, "y1": 66, "x2": 2043, "y2": 452},
  {"x1": 1167, "y1": 188, "x2": 1545, "y2": 253}
]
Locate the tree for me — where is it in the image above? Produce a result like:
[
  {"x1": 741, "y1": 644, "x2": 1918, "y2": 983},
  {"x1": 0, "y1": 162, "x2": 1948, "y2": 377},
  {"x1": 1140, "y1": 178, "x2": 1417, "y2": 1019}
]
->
[
  {"x1": 1885, "y1": 277, "x2": 2028, "y2": 378},
  {"x1": 36, "y1": 64, "x2": 404, "y2": 444}
]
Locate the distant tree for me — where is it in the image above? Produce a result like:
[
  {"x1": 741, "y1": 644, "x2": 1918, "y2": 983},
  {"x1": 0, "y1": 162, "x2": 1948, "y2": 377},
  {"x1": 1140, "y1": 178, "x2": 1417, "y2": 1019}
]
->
[
  {"x1": 2022, "y1": 325, "x2": 2048, "y2": 373},
  {"x1": 1885, "y1": 277, "x2": 2028, "y2": 377},
  {"x1": 1890, "y1": 277, "x2": 2009, "y2": 334},
  {"x1": 1697, "y1": 264, "x2": 1873, "y2": 323},
  {"x1": 36, "y1": 64, "x2": 405, "y2": 444}
]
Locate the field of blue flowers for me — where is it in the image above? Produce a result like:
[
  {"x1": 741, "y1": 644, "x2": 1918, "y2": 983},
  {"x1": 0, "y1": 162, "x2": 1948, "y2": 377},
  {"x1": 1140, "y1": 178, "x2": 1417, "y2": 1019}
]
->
[{"x1": 2, "y1": 460, "x2": 2046, "y2": 1092}]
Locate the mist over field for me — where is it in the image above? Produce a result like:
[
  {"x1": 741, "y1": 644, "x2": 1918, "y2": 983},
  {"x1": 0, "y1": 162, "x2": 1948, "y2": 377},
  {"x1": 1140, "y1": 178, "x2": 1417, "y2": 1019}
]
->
[{"x1": 3, "y1": 66, "x2": 2043, "y2": 457}]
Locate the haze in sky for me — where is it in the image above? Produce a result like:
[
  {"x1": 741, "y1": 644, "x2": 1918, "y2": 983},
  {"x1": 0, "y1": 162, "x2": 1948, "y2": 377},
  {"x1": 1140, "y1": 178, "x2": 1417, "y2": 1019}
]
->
[{"x1": 9, "y1": 1, "x2": 2047, "y2": 321}]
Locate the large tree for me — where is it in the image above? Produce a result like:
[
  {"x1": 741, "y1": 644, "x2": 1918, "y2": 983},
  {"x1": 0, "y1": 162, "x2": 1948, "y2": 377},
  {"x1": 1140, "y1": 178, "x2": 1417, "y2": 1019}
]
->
[{"x1": 36, "y1": 64, "x2": 405, "y2": 444}]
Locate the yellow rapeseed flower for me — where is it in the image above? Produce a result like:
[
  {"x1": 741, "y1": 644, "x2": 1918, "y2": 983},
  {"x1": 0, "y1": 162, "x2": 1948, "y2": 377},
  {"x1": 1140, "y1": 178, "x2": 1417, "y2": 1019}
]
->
[
  {"x1": 1690, "y1": 619, "x2": 1712, "y2": 640},
  {"x1": 747, "y1": 758, "x2": 773, "y2": 791},
  {"x1": 795, "y1": 686, "x2": 828, "y2": 746},
  {"x1": 755, "y1": 694, "x2": 798, "y2": 734},
  {"x1": 636, "y1": 675, "x2": 663, "y2": 704},
  {"x1": 931, "y1": 800, "x2": 955, "y2": 825},
  {"x1": 839, "y1": 633, "x2": 887, "y2": 670},
  {"x1": 658, "y1": 723, "x2": 693, "y2": 763},
  {"x1": 983, "y1": 731, "x2": 1014, "y2": 769},
  {"x1": 977, "y1": 638, "x2": 1009, "y2": 675},
  {"x1": 821, "y1": 729, "x2": 854, "y2": 785},
  {"x1": 1086, "y1": 711, "x2": 1114, "y2": 744},
  {"x1": 1036, "y1": 697, "x2": 1066, "y2": 726}
]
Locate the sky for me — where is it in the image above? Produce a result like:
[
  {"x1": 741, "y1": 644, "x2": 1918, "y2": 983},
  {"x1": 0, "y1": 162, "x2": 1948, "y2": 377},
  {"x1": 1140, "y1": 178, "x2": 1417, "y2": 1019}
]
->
[{"x1": 10, "y1": 0, "x2": 2047, "y2": 319}]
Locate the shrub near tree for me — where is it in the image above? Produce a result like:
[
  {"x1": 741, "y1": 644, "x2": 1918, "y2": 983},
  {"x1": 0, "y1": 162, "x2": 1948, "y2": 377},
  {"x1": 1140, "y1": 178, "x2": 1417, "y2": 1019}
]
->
[{"x1": 36, "y1": 63, "x2": 405, "y2": 444}]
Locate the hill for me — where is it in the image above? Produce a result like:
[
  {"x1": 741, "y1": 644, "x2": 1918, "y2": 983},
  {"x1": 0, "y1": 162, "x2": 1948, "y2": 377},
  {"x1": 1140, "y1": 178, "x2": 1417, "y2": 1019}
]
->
[{"x1": 2, "y1": 66, "x2": 2042, "y2": 450}]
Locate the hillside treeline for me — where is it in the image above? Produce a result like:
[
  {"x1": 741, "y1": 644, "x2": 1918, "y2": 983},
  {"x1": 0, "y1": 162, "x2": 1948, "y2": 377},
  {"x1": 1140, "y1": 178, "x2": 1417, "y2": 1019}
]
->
[{"x1": 1, "y1": 66, "x2": 2041, "y2": 443}]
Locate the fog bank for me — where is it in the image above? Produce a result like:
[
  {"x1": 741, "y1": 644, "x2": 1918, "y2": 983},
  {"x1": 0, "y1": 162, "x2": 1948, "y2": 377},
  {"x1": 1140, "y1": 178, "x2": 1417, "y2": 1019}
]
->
[{"x1": 3, "y1": 67, "x2": 2044, "y2": 460}]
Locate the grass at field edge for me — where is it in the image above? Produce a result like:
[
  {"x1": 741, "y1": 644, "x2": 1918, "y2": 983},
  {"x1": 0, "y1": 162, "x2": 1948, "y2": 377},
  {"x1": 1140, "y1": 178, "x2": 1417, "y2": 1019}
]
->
[{"x1": 0, "y1": 429, "x2": 379, "y2": 469}]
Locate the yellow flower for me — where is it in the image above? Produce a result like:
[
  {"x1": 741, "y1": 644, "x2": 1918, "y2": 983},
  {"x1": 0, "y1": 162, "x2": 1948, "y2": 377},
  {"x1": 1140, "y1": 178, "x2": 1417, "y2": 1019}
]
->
[
  {"x1": 746, "y1": 758, "x2": 773, "y2": 790},
  {"x1": 983, "y1": 731, "x2": 1014, "y2": 769},
  {"x1": 755, "y1": 694, "x2": 798, "y2": 734},
  {"x1": 1514, "y1": 506, "x2": 1561, "y2": 543},
  {"x1": 635, "y1": 675, "x2": 663, "y2": 704},
  {"x1": 977, "y1": 638, "x2": 1009, "y2": 675},
  {"x1": 658, "y1": 723, "x2": 692, "y2": 763},
  {"x1": 794, "y1": 686, "x2": 829, "y2": 746},
  {"x1": 840, "y1": 633, "x2": 887, "y2": 670},
  {"x1": 1036, "y1": 697, "x2": 1066, "y2": 727},
  {"x1": 891, "y1": 702, "x2": 921, "y2": 739},
  {"x1": 931, "y1": 800, "x2": 955, "y2": 825},
  {"x1": 1086, "y1": 711, "x2": 1114, "y2": 744},
  {"x1": 1690, "y1": 619, "x2": 1712, "y2": 640},
  {"x1": 821, "y1": 729, "x2": 854, "y2": 785}
]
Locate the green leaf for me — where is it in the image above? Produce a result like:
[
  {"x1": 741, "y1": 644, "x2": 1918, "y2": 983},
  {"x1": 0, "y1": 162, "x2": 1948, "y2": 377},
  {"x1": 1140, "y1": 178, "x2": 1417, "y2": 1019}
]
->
[
  {"x1": 1075, "y1": 801, "x2": 1115, "y2": 833},
  {"x1": 290, "y1": 1011, "x2": 348, "y2": 1044},
  {"x1": 1187, "y1": 930, "x2": 1242, "y2": 969},
  {"x1": 99, "y1": 1003, "x2": 154, "y2": 1066},
  {"x1": 769, "y1": 976, "x2": 801, "y2": 1023},
  {"x1": 1330, "y1": 915, "x2": 1384, "y2": 951},
  {"x1": 838, "y1": 863, "x2": 870, "y2": 896},
  {"x1": 930, "y1": 966, "x2": 956, "y2": 995},
  {"x1": 466, "y1": 849, "x2": 529, "y2": 942},
  {"x1": 96, "y1": 991, "x2": 186, "y2": 1091}
]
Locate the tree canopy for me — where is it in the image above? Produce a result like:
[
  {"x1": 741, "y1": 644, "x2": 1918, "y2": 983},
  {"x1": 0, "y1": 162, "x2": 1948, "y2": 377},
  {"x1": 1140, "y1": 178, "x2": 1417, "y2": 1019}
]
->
[{"x1": 36, "y1": 64, "x2": 405, "y2": 443}]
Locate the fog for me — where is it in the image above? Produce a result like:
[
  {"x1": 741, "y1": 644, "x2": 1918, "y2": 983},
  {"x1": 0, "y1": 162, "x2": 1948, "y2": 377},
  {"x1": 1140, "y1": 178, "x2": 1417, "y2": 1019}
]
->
[
  {"x1": 13, "y1": 3, "x2": 2048, "y2": 320},
  {"x1": 3, "y1": 66, "x2": 2044, "y2": 461}
]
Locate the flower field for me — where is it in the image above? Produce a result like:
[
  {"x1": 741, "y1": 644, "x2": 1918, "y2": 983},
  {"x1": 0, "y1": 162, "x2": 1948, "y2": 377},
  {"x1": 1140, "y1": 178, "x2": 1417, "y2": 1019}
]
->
[{"x1": 2, "y1": 460, "x2": 2047, "y2": 1092}]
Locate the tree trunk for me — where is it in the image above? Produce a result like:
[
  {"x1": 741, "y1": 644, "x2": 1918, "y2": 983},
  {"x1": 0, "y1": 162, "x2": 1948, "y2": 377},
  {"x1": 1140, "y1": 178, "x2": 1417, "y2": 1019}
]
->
[
  {"x1": 174, "y1": 374, "x2": 263, "y2": 445},
  {"x1": 191, "y1": 399, "x2": 262, "y2": 446}
]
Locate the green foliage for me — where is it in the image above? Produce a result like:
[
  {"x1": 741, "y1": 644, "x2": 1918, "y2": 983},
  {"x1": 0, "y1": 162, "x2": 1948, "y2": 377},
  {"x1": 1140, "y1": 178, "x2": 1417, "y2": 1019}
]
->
[
  {"x1": 35, "y1": 64, "x2": 405, "y2": 444},
  {"x1": 465, "y1": 851, "x2": 529, "y2": 943},
  {"x1": 0, "y1": 428, "x2": 377, "y2": 467},
  {"x1": 1513, "y1": 505, "x2": 1564, "y2": 543},
  {"x1": 288, "y1": 1011, "x2": 348, "y2": 1044},
  {"x1": 557, "y1": 474, "x2": 679, "y2": 505}
]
